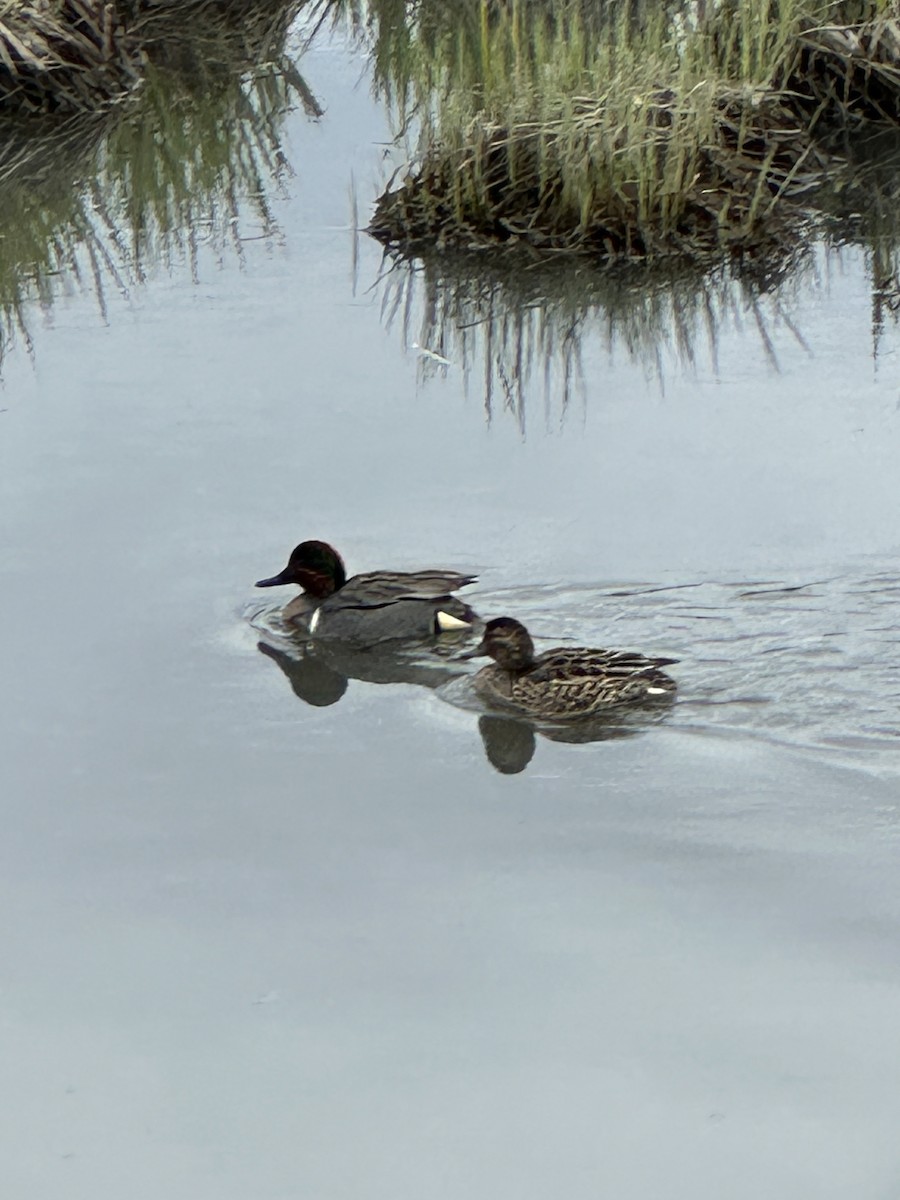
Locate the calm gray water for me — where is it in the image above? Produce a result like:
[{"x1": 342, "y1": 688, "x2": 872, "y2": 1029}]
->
[{"x1": 2, "y1": 19, "x2": 900, "y2": 1200}]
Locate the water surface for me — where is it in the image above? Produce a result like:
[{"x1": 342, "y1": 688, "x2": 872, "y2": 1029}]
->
[{"x1": 1, "y1": 17, "x2": 900, "y2": 1200}]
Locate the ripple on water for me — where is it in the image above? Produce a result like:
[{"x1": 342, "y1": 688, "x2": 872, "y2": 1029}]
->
[
  {"x1": 469, "y1": 569, "x2": 900, "y2": 772},
  {"x1": 243, "y1": 574, "x2": 900, "y2": 773}
]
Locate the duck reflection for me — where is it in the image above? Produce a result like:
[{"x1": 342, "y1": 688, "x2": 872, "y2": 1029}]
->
[
  {"x1": 257, "y1": 636, "x2": 466, "y2": 708},
  {"x1": 256, "y1": 627, "x2": 675, "y2": 775},
  {"x1": 477, "y1": 716, "x2": 538, "y2": 774},
  {"x1": 477, "y1": 705, "x2": 674, "y2": 774},
  {"x1": 257, "y1": 641, "x2": 349, "y2": 707}
]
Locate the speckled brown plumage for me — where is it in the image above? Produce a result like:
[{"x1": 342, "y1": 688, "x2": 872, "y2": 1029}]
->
[{"x1": 464, "y1": 617, "x2": 677, "y2": 720}]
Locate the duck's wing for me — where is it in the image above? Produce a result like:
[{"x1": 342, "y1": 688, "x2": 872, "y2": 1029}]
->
[
  {"x1": 513, "y1": 647, "x2": 677, "y2": 715},
  {"x1": 530, "y1": 647, "x2": 678, "y2": 683},
  {"x1": 333, "y1": 569, "x2": 477, "y2": 609}
]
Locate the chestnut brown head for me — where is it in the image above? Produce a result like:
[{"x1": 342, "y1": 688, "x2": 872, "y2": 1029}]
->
[{"x1": 255, "y1": 540, "x2": 347, "y2": 599}]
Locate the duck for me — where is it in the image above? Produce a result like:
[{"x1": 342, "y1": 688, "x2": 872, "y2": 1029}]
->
[
  {"x1": 461, "y1": 616, "x2": 677, "y2": 719},
  {"x1": 255, "y1": 539, "x2": 478, "y2": 643}
]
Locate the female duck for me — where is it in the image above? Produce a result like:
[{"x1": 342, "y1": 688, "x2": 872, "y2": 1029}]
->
[
  {"x1": 462, "y1": 617, "x2": 677, "y2": 720},
  {"x1": 256, "y1": 539, "x2": 478, "y2": 643}
]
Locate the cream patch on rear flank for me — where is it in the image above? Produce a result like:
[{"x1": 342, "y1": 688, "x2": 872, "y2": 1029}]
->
[
  {"x1": 309, "y1": 607, "x2": 322, "y2": 634},
  {"x1": 646, "y1": 686, "x2": 668, "y2": 695},
  {"x1": 436, "y1": 611, "x2": 471, "y2": 631}
]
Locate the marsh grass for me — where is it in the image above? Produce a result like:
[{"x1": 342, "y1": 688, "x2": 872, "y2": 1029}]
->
[
  {"x1": 0, "y1": 0, "x2": 140, "y2": 113},
  {"x1": 345, "y1": 0, "x2": 900, "y2": 262},
  {"x1": 0, "y1": 0, "x2": 308, "y2": 113},
  {"x1": 372, "y1": 124, "x2": 900, "y2": 429},
  {"x1": 0, "y1": 0, "x2": 313, "y2": 364}
]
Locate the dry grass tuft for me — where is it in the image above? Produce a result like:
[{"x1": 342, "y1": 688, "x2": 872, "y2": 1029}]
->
[
  {"x1": 0, "y1": 0, "x2": 307, "y2": 113},
  {"x1": 793, "y1": 16, "x2": 900, "y2": 122},
  {"x1": 0, "y1": 0, "x2": 141, "y2": 112}
]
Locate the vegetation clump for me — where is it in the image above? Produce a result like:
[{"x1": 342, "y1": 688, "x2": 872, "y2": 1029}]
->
[
  {"x1": 0, "y1": 0, "x2": 305, "y2": 113},
  {"x1": 0, "y1": 0, "x2": 139, "y2": 112},
  {"x1": 363, "y1": 0, "x2": 900, "y2": 263},
  {"x1": 5, "y1": 0, "x2": 900, "y2": 269},
  {"x1": 0, "y1": 0, "x2": 317, "y2": 366}
]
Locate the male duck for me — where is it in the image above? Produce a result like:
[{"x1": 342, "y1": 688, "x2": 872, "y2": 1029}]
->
[
  {"x1": 462, "y1": 616, "x2": 677, "y2": 719},
  {"x1": 256, "y1": 539, "x2": 478, "y2": 643}
]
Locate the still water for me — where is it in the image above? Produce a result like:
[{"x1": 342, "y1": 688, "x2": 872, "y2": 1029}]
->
[{"x1": 1, "y1": 18, "x2": 900, "y2": 1200}]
